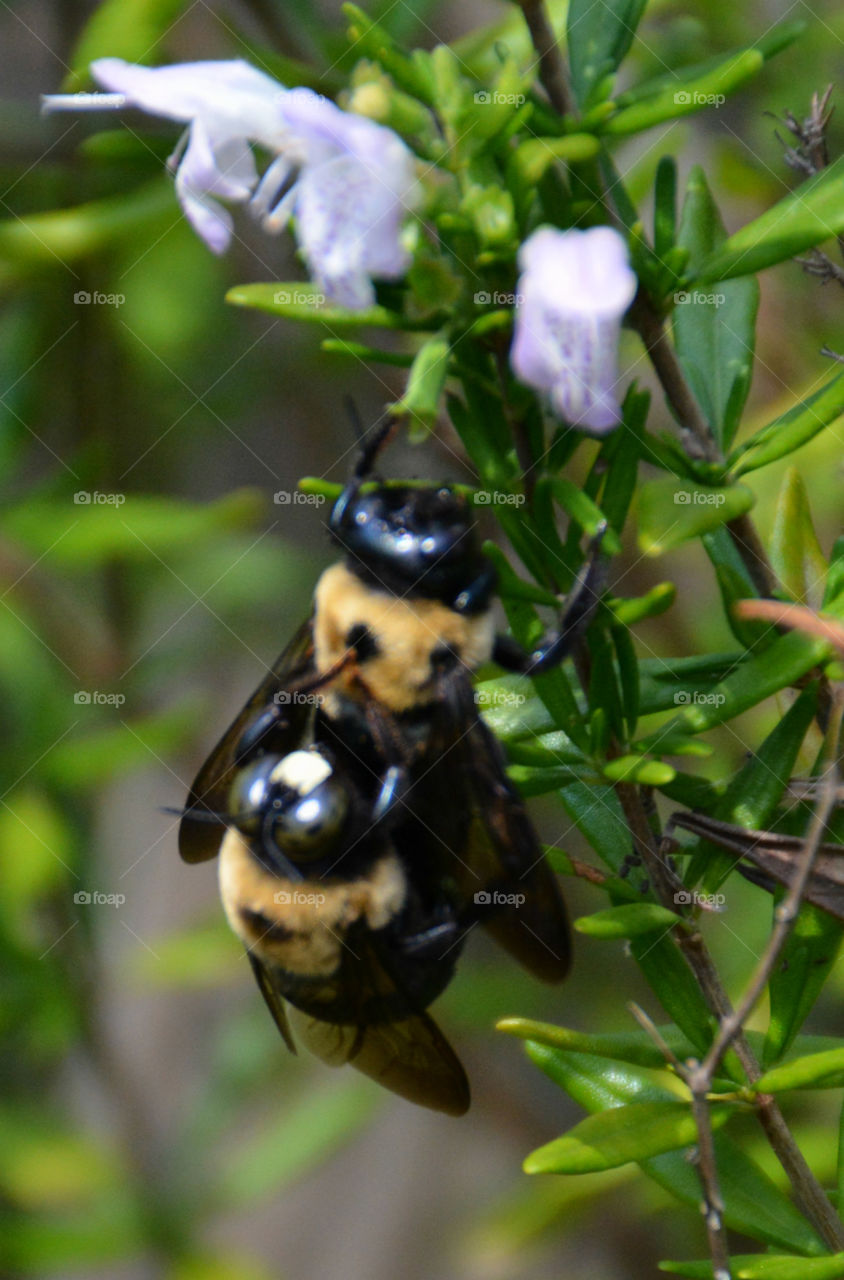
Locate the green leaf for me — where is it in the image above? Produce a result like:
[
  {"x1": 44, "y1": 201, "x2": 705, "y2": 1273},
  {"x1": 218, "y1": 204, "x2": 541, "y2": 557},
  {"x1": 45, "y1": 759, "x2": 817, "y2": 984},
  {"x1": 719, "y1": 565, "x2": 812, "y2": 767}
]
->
[
  {"x1": 0, "y1": 1111, "x2": 120, "y2": 1210},
  {"x1": 556, "y1": 780, "x2": 630, "y2": 874},
  {"x1": 226, "y1": 283, "x2": 415, "y2": 328},
  {"x1": 613, "y1": 623, "x2": 640, "y2": 737},
  {"x1": 523, "y1": 1046, "x2": 825, "y2": 1253},
  {"x1": 498, "y1": 1019, "x2": 698, "y2": 1069},
  {"x1": 654, "y1": 157, "x2": 677, "y2": 259},
  {"x1": 389, "y1": 333, "x2": 450, "y2": 433},
  {"x1": 661, "y1": 1256, "x2": 844, "y2": 1279},
  {"x1": 42, "y1": 704, "x2": 200, "y2": 789},
  {"x1": 602, "y1": 757, "x2": 676, "y2": 786},
  {"x1": 755, "y1": 1047, "x2": 844, "y2": 1094},
  {"x1": 610, "y1": 20, "x2": 803, "y2": 113},
  {"x1": 665, "y1": 1254, "x2": 844, "y2": 1274},
  {"x1": 218, "y1": 1079, "x2": 378, "y2": 1205},
  {"x1": 567, "y1": 0, "x2": 648, "y2": 110},
  {"x1": 574, "y1": 903, "x2": 683, "y2": 938},
  {"x1": 321, "y1": 339, "x2": 414, "y2": 367},
  {"x1": 0, "y1": 183, "x2": 175, "y2": 280},
  {"x1": 674, "y1": 167, "x2": 759, "y2": 451},
  {"x1": 169, "y1": 1254, "x2": 273, "y2": 1280},
  {"x1": 3, "y1": 491, "x2": 263, "y2": 566},
  {"x1": 0, "y1": 1190, "x2": 145, "y2": 1271},
  {"x1": 342, "y1": 4, "x2": 434, "y2": 103},
  {"x1": 608, "y1": 583, "x2": 676, "y2": 625},
  {"x1": 764, "y1": 904, "x2": 844, "y2": 1066},
  {"x1": 676, "y1": 629, "x2": 830, "y2": 733},
  {"x1": 689, "y1": 682, "x2": 819, "y2": 891},
  {"x1": 462, "y1": 184, "x2": 516, "y2": 247},
  {"x1": 703, "y1": 526, "x2": 771, "y2": 648},
  {"x1": 603, "y1": 48, "x2": 763, "y2": 136},
  {"x1": 129, "y1": 918, "x2": 238, "y2": 988},
  {"x1": 698, "y1": 153, "x2": 844, "y2": 281},
  {"x1": 0, "y1": 791, "x2": 72, "y2": 942},
  {"x1": 770, "y1": 468, "x2": 828, "y2": 607},
  {"x1": 525, "y1": 1101, "x2": 732, "y2": 1174},
  {"x1": 637, "y1": 652, "x2": 745, "y2": 716},
  {"x1": 510, "y1": 134, "x2": 601, "y2": 185},
  {"x1": 550, "y1": 477, "x2": 621, "y2": 553},
  {"x1": 600, "y1": 385, "x2": 650, "y2": 534},
  {"x1": 630, "y1": 933, "x2": 716, "y2": 1054},
  {"x1": 729, "y1": 370, "x2": 844, "y2": 475},
  {"x1": 637, "y1": 478, "x2": 755, "y2": 555},
  {"x1": 66, "y1": 0, "x2": 189, "y2": 88}
]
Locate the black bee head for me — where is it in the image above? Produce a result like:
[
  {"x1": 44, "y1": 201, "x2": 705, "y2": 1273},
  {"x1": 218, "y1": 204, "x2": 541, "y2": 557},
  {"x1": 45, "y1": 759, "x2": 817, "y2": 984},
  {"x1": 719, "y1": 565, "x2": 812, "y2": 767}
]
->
[
  {"x1": 329, "y1": 482, "x2": 491, "y2": 608},
  {"x1": 228, "y1": 748, "x2": 350, "y2": 874}
]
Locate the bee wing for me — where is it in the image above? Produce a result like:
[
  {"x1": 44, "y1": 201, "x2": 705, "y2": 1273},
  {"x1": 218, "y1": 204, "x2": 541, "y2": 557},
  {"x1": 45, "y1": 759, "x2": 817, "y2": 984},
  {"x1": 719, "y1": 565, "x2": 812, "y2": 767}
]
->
[
  {"x1": 247, "y1": 953, "x2": 297, "y2": 1054},
  {"x1": 434, "y1": 676, "x2": 571, "y2": 983},
  {"x1": 288, "y1": 1006, "x2": 470, "y2": 1116},
  {"x1": 179, "y1": 618, "x2": 315, "y2": 863}
]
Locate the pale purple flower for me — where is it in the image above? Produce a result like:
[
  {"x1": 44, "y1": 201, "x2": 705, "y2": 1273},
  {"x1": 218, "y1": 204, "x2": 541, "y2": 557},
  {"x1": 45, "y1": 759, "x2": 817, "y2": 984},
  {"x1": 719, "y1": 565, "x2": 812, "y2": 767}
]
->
[
  {"x1": 511, "y1": 226, "x2": 637, "y2": 432},
  {"x1": 42, "y1": 59, "x2": 417, "y2": 308}
]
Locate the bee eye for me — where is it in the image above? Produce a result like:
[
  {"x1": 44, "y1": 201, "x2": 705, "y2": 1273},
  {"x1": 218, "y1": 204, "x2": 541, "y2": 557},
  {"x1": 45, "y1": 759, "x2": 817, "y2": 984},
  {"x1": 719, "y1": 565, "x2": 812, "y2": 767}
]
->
[
  {"x1": 228, "y1": 756, "x2": 282, "y2": 832},
  {"x1": 269, "y1": 778, "x2": 349, "y2": 861}
]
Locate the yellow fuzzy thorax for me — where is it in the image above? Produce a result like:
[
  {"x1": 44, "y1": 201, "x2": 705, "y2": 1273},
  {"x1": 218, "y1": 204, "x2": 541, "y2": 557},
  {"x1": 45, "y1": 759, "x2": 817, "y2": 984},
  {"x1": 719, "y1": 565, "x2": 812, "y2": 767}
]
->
[
  {"x1": 312, "y1": 562, "x2": 495, "y2": 713},
  {"x1": 218, "y1": 828, "x2": 407, "y2": 978}
]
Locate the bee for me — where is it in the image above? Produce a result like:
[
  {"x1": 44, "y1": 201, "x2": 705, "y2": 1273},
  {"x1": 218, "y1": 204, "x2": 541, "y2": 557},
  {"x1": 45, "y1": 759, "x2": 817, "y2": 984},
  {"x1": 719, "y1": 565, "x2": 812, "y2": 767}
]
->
[
  {"x1": 218, "y1": 742, "x2": 471, "y2": 1114},
  {"x1": 179, "y1": 417, "x2": 607, "y2": 1105}
]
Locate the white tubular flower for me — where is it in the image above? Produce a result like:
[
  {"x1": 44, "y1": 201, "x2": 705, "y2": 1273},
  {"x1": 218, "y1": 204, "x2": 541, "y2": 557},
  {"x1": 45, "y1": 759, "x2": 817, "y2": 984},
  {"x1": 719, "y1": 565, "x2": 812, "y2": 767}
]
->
[
  {"x1": 42, "y1": 58, "x2": 417, "y2": 307},
  {"x1": 511, "y1": 226, "x2": 637, "y2": 432}
]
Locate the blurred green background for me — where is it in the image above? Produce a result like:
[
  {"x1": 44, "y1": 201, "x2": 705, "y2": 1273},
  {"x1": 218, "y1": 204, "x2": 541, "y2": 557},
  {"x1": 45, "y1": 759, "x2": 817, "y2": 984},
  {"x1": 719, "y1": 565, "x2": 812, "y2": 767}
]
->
[{"x1": 1, "y1": 2, "x2": 842, "y2": 1277}]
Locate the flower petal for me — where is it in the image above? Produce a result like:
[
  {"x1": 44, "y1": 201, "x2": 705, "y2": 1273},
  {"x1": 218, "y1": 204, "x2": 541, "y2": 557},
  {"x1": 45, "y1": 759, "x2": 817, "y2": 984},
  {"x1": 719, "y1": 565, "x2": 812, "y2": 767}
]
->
[
  {"x1": 91, "y1": 58, "x2": 286, "y2": 150},
  {"x1": 511, "y1": 225, "x2": 636, "y2": 433}
]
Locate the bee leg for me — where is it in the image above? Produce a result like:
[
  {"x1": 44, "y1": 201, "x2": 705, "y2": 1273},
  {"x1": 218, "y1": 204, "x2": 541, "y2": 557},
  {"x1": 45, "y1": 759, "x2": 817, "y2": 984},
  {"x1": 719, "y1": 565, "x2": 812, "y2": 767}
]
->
[
  {"x1": 234, "y1": 703, "x2": 291, "y2": 764},
  {"x1": 371, "y1": 764, "x2": 408, "y2": 828},
  {"x1": 396, "y1": 918, "x2": 463, "y2": 957},
  {"x1": 452, "y1": 566, "x2": 498, "y2": 616},
  {"x1": 492, "y1": 523, "x2": 608, "y2": 676}
]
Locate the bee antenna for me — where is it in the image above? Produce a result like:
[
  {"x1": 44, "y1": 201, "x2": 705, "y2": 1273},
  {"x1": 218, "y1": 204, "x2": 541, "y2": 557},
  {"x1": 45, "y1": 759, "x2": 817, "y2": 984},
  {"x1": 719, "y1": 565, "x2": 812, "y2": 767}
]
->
[
  {"x1": 354, "y1": 411, "x2": 396, "y2": 480},
  {"x1": 343, "y1": 395, "x2": 366, "y2": 448},
  {"x1": 160, "y1": 804, "x2": 229, "y2": 826}
]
